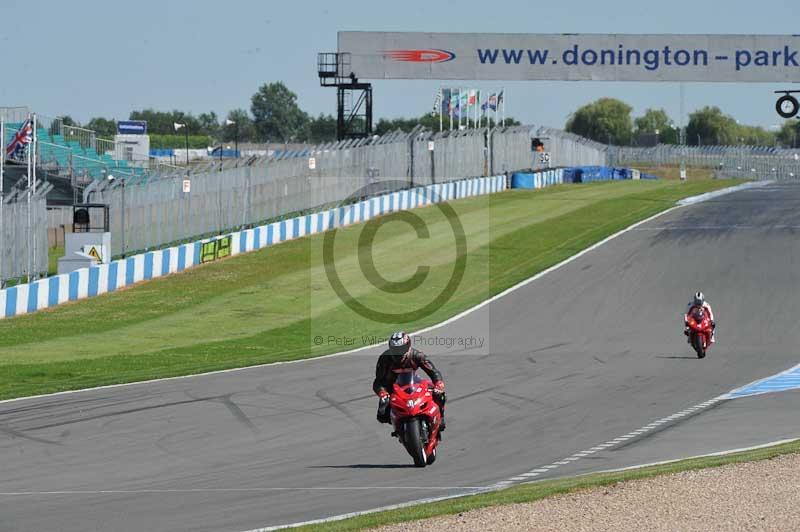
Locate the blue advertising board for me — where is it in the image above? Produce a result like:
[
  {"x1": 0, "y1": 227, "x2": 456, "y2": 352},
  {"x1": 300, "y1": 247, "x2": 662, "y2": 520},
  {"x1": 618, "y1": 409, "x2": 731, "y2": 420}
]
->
[{"x1": 117, "y1": 120, "x2": 147, "y2": 135}]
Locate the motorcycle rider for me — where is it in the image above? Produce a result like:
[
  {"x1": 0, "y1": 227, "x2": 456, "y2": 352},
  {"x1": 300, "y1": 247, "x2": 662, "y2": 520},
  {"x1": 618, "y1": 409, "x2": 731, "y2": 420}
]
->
[
  {"x1": 373, "y1": 332, "x2": 446, "y2": 431},
  {"x1": 685, "y1": 291, "x2": 716, "y2": 344}
]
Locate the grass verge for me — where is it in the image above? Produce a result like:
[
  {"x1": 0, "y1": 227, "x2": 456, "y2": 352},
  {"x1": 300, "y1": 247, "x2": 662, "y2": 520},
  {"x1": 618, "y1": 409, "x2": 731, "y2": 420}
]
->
[
  {"x1": 296, "y1": 439, "x2": 800, "y2": 531},
  {"x1": 0, "y1": 179, "x2": 742, "y2": 400}
]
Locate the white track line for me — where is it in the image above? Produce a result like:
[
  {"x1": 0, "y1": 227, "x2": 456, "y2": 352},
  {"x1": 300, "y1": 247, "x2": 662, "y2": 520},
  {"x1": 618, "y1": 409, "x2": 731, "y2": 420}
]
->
[
  {"x1": 0, "y1": 486, "x2": 487, "y2": 496},
  {"x1": 2, "y1": 184, "x2": 762, "y2": 407},
  {"x1": 244, "y1": 434, "x2": 798, "y2": 532},
  {"x1": 493, "y1": 394, "x2": 729, "y2": 488}
]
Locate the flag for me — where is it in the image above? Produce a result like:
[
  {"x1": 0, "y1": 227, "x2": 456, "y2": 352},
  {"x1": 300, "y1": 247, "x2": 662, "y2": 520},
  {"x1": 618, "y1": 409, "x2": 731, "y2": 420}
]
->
[
  {"x1": 5, "y1": 118, "x2": 33, "y2": 161},
  {"x1": 460, "y1": 90, "x2": 469, "y2": 109},
  {"x1": 468, "y1": 89, "x2": 477, "y2": 107},
  {"x1": 451, "y1": 89, "x2": 461, "y2": 120},
  {"x1": 432, "y1": 89, "x2": 442, "y2": 117},
  {"x1": 488, "y1": 93, "x2": 498, "y2": 111},
  {"x1": 497, "y1": 90, "x2": 504, "y2": 106}
]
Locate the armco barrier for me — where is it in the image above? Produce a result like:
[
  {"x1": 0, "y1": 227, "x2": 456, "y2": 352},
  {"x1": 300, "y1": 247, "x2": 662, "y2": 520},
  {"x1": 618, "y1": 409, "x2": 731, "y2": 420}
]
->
[
  {"x1": 510, "y1": 169, "x2": 564, "y2": 189},
  {"x1": 0, "y1": 175, "x2": 506, "y2": 320},
  {"x1": 511, "y1": 167, "x2": 659, "y2": 190}
]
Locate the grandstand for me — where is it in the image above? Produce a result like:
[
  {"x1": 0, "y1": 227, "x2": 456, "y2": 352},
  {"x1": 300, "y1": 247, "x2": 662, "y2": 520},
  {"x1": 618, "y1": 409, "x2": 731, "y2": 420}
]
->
[{"x1": 2, "y1": 113, "x2": 182, "y2": 194}]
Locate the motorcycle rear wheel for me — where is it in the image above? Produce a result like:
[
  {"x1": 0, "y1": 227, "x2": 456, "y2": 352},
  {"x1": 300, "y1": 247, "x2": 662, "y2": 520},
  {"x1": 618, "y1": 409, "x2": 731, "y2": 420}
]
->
[{"x1": 403, "y1": 418, "x2": 427, "y2": 467}]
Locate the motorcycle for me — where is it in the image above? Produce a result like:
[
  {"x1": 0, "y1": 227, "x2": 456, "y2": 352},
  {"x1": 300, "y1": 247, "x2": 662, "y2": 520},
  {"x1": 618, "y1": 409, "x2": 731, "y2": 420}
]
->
[
  {"x1": 389, "y1": 370, "x2": 443, "y2": 467},
  {"x1": 686, "y1": 310, "x2": 713, "y2": 359}
]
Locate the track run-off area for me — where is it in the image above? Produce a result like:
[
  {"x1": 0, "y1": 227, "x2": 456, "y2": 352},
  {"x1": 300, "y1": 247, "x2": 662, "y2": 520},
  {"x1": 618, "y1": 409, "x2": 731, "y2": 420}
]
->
[{"x1": 2, "y1": 179, "x2": 800, "y2": 532}]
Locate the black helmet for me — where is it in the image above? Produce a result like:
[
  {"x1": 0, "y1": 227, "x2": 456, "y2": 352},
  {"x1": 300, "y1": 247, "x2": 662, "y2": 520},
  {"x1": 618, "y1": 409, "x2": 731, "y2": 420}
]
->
[
  {"x1": 388, "y1": 331, "x2": 411, "y2": 357},
  {"x1": 693, "y1": 291, "x2": 705, "y2": 307}
]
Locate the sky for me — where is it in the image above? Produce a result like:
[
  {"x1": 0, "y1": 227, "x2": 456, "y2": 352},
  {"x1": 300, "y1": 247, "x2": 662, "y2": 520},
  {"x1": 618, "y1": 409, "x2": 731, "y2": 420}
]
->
[{"x1": 0, "y1": 0, "x2": 797, "y2": 130}]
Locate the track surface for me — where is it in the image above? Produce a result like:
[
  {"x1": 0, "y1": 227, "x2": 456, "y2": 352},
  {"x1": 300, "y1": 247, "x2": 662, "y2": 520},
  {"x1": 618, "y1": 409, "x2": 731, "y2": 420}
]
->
[{"x1": 1, "y1": 182, "x2": 799, "y2": 532}]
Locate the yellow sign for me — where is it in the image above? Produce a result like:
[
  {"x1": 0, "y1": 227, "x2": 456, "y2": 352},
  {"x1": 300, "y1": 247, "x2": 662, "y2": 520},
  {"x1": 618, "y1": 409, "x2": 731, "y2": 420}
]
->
[{"x1": 87, "y1": 246, "x2": 102, "y2": 262}]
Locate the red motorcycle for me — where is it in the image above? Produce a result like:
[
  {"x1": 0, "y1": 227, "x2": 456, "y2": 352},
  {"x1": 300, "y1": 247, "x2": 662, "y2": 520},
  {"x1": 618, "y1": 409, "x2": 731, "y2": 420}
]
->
[
  {"x1": 389, "y1": 370, "x2": 443, "y2": 467},
  {"x1": 686, "y1": 309, "x2": 713, "y2": 359}
]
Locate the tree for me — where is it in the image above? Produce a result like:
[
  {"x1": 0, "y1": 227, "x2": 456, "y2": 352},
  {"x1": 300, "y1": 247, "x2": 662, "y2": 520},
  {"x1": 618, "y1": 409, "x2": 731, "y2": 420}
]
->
[
  {"x1": 566, "y1": 98, "x2": 633, "y2": 145},
  {"x1": 686, "y1": 106, "x2": 740, "y2": 146},
  {"x1": 222, "y1": 109, "x2": 256, "y2": 143},
  {"x1": 86, "y1": 117, "x2": 117, "y2": 138},
  {"x1": 306, "y1": 114, "x2": 337, "y2": 143},
  {"x1": 197, "y1": 111, "x2": 220, "y2": 139},
  {"x1": 250, "y1": 82, "x2": 309, "y2": 142},
  {"x1": 777, "y1": 120, "x2": 800, "y2": 148},
  {"x1": 736, "y1": 125, "x2": 775, "y2": 147},
  {"x1": 129, "y1": 109, "x2": 201, "y2": 135},
  {"x1": 634, "y1": 108, "x2": 678, "y2": 144},
  {"x1": 59, "y1": 115, "x2": 78, "y2": 127}
]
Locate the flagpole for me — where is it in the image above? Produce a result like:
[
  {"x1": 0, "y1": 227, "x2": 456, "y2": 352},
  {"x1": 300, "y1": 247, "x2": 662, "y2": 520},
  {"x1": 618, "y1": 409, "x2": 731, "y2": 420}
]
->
[
  {"x1": 502, "y1": 87, "x2": 506, "y2": 127},
  {"x1": 32, "y1": 113, "x2": 37, "y2": 279},
  {"x1": 26, "y1": 114, "x2": 32, "y2": 282},
  {"x1": 457, "y1": 88, "x2": 462, "y2": 130},
  {"x1": 449, "y1": 88, "x2": 453, "y2": 131},
  {"x1": 438, "y1": 88, "x2": 443, "y2": 133},
  {"x1": 0, "y1": 118, "x2": 4, "y2": 287},
  {"x1": 474, "y1": 90, "x2": 478, "y2": 129},
  {"x1": 494, "y1": 95, "x2": 500, "y2": 127}
]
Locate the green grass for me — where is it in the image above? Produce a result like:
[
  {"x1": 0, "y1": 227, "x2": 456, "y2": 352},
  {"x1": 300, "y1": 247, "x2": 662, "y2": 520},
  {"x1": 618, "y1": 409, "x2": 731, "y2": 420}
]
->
[
  {"x1": 48, "y1": 245, "x2": 63, "y2": 276},
  {"x1": 0, "y1": 179, "x2": 741, "y2": 399},
  {"x1": 296, "y1": 439, "x2": 800, "y2": 531}
]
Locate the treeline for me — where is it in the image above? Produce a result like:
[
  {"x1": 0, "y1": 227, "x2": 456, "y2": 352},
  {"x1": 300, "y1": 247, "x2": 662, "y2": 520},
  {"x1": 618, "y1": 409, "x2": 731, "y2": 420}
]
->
[
  {"x1": 58, "y1": 82, "x2": 521, "y2": 148},
  {"x1": 566, "y1": 98, "x2": 800, "y2": 148}
]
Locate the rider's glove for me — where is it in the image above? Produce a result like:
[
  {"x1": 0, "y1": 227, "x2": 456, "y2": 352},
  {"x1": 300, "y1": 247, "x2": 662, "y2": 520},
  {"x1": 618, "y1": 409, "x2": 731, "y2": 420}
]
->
[
  {"x1": 378, "y1": 390, "x2": 390, "y2": 401},
  {"x1": 433, "y1": 381, "x2": 445, "y2": 394},
  {"x1": 711, "y1": 320, "x2": 716, "y2": 328}
]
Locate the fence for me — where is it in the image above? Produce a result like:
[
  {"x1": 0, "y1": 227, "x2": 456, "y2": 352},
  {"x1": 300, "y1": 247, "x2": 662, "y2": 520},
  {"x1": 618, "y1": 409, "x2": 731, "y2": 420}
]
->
[
  {"x1": 1, "y1": 175, "x2": 506, "y2": 319},
  {"x1": 0, "y1": 193, "x2": 49, "y2": 285},
  {"x1": 80, "y1": 126, "x2": 608, "y2": 257},
  {"x1": 610, "y1": 145, "x2": 800, "y2": 180}
]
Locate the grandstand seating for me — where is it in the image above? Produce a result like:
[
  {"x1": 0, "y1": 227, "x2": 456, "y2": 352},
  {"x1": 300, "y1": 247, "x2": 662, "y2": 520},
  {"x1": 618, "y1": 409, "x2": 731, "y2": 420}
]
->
[{"x1": 3, "y1": 123, "x2": 144, "y2": 181}]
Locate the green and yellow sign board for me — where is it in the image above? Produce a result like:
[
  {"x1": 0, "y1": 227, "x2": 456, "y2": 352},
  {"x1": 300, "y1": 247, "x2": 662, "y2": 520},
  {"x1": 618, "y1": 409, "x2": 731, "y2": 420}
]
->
[{"x1": 200, "y1": 235, "x2": 232, "y2": 264}]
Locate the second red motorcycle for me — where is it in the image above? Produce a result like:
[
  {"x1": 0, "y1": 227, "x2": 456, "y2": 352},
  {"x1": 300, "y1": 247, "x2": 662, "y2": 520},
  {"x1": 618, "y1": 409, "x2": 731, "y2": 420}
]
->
[{"x1": 686, "y1": 308, "x2": 713, "y2": 359}]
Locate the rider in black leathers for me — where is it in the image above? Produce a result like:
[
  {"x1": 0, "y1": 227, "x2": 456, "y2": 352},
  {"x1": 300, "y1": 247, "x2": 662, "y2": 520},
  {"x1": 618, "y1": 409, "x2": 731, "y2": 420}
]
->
[{"x1": 373, "y1": 332, "x2": 446, "y2": 430}]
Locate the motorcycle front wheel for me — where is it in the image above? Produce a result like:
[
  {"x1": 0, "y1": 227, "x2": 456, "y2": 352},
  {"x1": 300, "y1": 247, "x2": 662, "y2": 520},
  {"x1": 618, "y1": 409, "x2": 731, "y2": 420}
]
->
[
  {"x1": 403, "y1": 418, "x2": 427, "y2": 467},
  {"x1": 692, "y1": 333, "x2": 706, "y2": 359}
]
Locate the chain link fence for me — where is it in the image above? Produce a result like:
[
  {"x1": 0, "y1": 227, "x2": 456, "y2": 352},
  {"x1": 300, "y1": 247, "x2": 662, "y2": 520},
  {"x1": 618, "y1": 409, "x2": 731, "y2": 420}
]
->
[
  {"x1": 610, "y1": 145, "x2": 800, "y2": 180},
  {"x1": 1, "y1": 192, "x2": 49, "y2": 285},
  {"x1": 79, "y1": 125, "x2": 609, "y2": 257}
]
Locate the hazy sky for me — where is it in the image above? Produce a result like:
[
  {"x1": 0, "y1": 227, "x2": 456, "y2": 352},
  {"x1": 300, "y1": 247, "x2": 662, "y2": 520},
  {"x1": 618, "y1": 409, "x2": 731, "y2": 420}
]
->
[{"x1": 1, "y1": 0, "x2": 796, "y2": 130}]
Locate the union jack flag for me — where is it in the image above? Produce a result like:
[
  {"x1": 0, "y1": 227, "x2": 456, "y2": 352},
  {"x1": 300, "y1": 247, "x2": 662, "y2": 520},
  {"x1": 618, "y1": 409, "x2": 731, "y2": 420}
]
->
[{"x1": 5, "y1": 118, "x2": 33, "y2": 161}]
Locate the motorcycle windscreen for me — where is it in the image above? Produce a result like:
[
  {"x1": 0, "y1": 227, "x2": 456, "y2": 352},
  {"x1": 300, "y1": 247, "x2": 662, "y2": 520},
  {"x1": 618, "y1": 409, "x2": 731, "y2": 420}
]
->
[{"x1": 394, "y1": 370, "x2": 422, "y2": 389}]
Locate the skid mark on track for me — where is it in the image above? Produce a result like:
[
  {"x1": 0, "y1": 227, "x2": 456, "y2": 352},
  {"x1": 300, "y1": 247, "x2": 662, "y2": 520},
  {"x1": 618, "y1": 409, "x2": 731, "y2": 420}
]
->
[
  {"x1": 315, "y1": 390, "x2": 369, "y2": 431},
  {"x1": 0, "y1": 424, "x2": 63, "y2": 446}
]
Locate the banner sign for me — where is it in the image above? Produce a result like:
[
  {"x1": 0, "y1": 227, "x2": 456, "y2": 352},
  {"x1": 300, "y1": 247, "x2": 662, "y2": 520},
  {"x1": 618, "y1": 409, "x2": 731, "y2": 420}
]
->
[
  {"x1": 117, "y1": 120, "x2": 147, "y2": 135},
  {"x1": 200, "y1": 235, "x2": 232, "y2": 264},
  {"x1": 338, "y1": 32, "x2": 800, "y2": 82}
]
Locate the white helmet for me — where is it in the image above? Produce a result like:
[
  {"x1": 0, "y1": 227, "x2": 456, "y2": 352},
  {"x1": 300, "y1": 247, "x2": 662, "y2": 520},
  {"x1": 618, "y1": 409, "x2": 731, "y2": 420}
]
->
[
  {"x1": 693, "y1": 291, "x2": 705, "y2": 307},
  {"x1": 388, "y1": 331, "x2": 411, "y2": 357}
]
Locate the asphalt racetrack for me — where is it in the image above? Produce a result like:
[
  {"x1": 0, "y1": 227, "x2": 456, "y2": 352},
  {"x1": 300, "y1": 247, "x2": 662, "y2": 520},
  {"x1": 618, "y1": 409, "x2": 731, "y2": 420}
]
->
[{"x1": 1, "y1": 182, "x2": 799, "y2": 532}]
